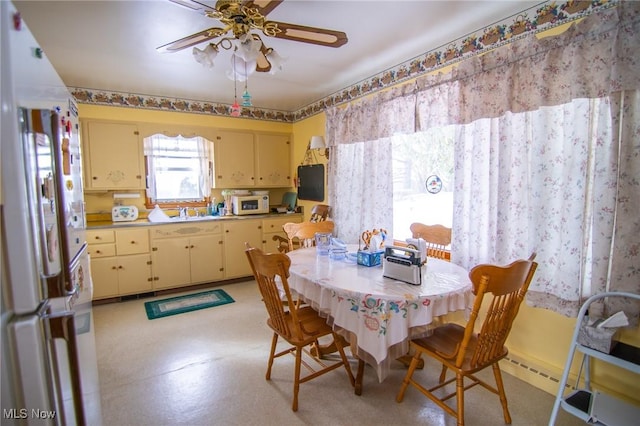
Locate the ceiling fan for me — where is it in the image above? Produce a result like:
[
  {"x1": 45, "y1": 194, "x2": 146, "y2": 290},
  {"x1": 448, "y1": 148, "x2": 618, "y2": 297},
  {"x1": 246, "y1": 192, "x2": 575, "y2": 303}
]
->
[{"x1": 157, "y1": 0, "x2": 348, "y2": 76}]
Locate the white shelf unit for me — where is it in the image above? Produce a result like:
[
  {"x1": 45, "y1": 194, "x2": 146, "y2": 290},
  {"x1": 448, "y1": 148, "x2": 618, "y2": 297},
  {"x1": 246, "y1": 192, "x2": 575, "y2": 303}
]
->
[{"x1": 549, "y1": 292, "x2": 640, "y2": 426}]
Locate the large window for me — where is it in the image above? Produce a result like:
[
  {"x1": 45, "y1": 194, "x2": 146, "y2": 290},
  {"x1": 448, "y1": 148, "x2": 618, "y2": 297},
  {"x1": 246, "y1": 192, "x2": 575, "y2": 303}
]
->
[
  {"x1": 143, "y1": 134, "x2": 213, "y2": 207},
  {"x1": 391, "y1": 129, "x2": 454, "y2": 240}
]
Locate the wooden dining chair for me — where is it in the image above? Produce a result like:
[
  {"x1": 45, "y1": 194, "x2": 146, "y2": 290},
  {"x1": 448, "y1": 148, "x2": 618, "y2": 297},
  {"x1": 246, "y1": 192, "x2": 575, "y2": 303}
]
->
[
  {"x1": 281, "y1": 220, "x2": 334, "y2": 253},
  {"x1": 244, "y1": 246, "x2": 355, "y2": 412},
  {"x1": 309, "y1": 204, "x2": 330, "y2": 222},
  {"x1": 273, "y1": 207, "x2": 332, "y2": 252},
  {"x1": 396, "y1": 253, "x2": 538, "y2": 426},
  {"x1": 410, "y1": 222, "x2": 452, "y2": 261}
]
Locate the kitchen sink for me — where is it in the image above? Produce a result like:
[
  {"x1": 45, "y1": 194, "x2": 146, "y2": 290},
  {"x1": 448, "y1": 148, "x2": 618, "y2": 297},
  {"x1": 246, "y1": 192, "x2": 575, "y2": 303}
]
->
[
  {"x1": 147, "y1": 214, "x2": 222, "y2": 223},
  {"x1": 178, "y1": 215, "x2": 221, "y2": 222}
]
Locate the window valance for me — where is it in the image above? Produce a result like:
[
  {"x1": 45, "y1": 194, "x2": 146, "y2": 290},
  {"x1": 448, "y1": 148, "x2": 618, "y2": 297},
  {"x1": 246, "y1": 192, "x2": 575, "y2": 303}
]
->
[{"x1": 326, "y1": 1, "x2": 640, "y2": 144}]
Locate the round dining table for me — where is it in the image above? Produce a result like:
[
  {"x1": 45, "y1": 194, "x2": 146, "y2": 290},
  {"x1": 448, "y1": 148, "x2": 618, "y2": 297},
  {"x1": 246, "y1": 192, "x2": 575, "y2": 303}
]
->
[{"x1": 285, "y1": 245, "x2": 473, "y2": 393}]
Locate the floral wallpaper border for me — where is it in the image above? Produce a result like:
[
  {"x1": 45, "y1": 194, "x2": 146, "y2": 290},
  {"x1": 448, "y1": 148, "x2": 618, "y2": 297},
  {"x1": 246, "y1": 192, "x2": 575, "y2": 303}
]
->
[{"x1": 71, "y1": 0, "x2": 614, "y2": 124}]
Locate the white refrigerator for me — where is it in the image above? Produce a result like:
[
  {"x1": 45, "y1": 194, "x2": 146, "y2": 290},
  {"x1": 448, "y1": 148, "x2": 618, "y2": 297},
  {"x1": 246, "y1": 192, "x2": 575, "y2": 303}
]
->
[{"x1": 1, "y1": 1, "x2": 102, "y2": 425}]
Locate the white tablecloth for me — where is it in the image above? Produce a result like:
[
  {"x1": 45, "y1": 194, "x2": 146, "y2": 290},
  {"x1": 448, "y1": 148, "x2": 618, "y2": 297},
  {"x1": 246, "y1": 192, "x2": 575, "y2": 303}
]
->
[{"x1": 285, "y1": 246, "x2": 473, "y2": 381}]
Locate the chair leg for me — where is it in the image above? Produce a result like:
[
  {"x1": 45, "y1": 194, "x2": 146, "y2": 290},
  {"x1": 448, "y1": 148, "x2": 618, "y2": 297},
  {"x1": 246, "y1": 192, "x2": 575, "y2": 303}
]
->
[
  {"x1": 266, "y1": 333, "x2": 278, "y2": 380},
  {"x1": 355, "y1": 358, "x2": 365, "y2": 396},
  {"x1": 292, "y1": 346, "x2": 302, "y2": 412},
  {"x1": 456, "y1": 373, "x2": 465, "y2": 426},
  {"x1": 492, "y1": 363, "x2": 512, "y2": 424},
  {"x1": 396, "y1": 351, "x2": 423, "y2": 402},
  {"x1": 439, "y1": 364, "x2": 448, "y2": 383},
  {"x1": 333, "y1": 333, "x2": 355, "y2": 387}
]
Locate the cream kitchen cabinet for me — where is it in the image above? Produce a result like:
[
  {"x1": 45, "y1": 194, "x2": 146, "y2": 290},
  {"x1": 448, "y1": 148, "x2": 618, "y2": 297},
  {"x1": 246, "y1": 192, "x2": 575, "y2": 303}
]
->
[
  {"x1": 213, "y1": 130, "x2": 255, "y2": 188},
  {"x1": 150, "y1": 222, "x2": 224, "y2": 290},
  {"x1": 87, "y1": 228, "x2": 152, "y2": 299},
  {"x1": 261, "y1": 216, "x2": 301, "y2": 253},
  {"x1": 223, "y1": 219, "x2": 263, "y2": 278},
  {"x1": 213, "y1": 130, "x2": 292, "y2": 188},
  {"x1": 81, "y1": 120, "x2": 145, "y2": 190},
  {"x1": 255, "y1": 133, "x2": 292, "y2": 187}
]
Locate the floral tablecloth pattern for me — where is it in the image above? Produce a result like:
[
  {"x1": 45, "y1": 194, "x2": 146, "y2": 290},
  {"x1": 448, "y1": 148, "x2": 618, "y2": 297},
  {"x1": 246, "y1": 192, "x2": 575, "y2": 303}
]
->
[{"x1": 285, "y1": 246, "x2": 473, "y2": 381}]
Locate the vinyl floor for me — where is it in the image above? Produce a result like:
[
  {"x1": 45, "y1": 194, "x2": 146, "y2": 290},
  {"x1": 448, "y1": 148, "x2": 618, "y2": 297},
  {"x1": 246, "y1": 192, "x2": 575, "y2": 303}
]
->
[{"x1": 92, "y1": 279, "x2": 585, "y2": 426}]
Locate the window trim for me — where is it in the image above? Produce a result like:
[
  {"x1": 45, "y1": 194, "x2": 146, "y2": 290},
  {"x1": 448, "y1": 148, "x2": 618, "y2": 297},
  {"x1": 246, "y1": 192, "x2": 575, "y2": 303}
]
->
[{"x1": 142, "y1": 133, "x2": 214, "y2": 209}]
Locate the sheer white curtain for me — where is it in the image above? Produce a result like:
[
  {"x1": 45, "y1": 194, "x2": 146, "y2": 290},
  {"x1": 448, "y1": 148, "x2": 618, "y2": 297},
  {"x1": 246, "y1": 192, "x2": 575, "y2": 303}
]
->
[
  {"x1": 327, "y1": 139, "x2": 393, "y2": 244},
  {"x1": 325, "y1": 2, "x2": 640, "y2": 318},
  {"x1": 326, "y1": 85, "x2": 415, "y2": 244},
  {"x1": 143, "y1": 134, "x2": 213, "y2": 202},
  {"x1": 453, "y1": 98, "x2": 620, "y2": 316}
]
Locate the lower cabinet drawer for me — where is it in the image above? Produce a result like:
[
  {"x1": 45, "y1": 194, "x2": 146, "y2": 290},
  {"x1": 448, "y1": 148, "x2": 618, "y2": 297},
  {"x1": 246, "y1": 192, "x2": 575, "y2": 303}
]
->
[{"x1": 88, "y1": 243, "x2": 116, "y2": 258}]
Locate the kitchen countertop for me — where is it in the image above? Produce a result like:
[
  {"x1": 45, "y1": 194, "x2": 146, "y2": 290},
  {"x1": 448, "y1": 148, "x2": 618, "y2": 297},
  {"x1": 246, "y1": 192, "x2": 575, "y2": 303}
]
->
[{"x1": 87, "y1": 212, "x2": 303, "y2": 229}]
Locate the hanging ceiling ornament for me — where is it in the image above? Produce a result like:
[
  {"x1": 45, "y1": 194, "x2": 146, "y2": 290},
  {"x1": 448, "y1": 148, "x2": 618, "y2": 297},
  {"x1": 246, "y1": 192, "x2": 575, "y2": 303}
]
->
[
  {"x1": 230, "y1": 55, "x2": 241, "y2": 116},
  {"x1": 241, "y1": 61, "x2": 252, "y2": 107}
]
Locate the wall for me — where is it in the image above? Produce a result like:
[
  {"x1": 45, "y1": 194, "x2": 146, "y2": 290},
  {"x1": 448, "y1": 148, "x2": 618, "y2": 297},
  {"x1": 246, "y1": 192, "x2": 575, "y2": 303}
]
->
[
  {"x1": 291, "y1": 113, "x2": 328, "y2": 218},
  {"x1": 79, "y1": 104, "x2": 294, "y2": 216}
]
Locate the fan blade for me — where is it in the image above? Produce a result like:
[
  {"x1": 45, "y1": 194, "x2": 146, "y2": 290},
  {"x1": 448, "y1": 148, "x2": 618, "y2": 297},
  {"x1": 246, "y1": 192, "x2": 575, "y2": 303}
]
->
[
  {"x1": 242, "y1": 0, "x2": 283, "y2": 16},
  {"x1": 255, "y1": 41, "x2": 272, "y2": 72},
  {"x1": 157, "y1": 27, "x2": 228, "y2": 53},
  {"x1": 168, "y1": 0, "x2": 215, "y2": 13},
  {"x1": 266, "y1": 21, "x2": 347, "y2": 47}
]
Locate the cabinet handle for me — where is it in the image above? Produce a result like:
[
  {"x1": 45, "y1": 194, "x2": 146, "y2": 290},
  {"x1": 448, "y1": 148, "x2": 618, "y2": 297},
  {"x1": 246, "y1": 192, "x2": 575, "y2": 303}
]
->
[
  {"x1": 147, "y1": 260, "x2": 152, "y2": 265},
  {"x1": 218, "y1": 241, "x2": 223, "y2": 244},
  {"x1": 153, "y1": 277, "x2": 159, "y2": 281},
  {"x1": 96, "y1": 250, "x2": 102, "y2": 254},
  {"x1": 225, "y1": 230, "x2": 229, "y2": 233},
  {"x1": 184, "y1": 246, "x2": 189, "y2": 249},
  {"x1": 92, "y1": 176, "x2": 98, "y2": 180},
  {"x1": 147, "y1": 277, "x2": 153, "y2": 282},
  {"x1": 94, "y1": 236, "x2": 101, "y2": 240},
  {"x1": 118, "y1": 265, "x2": 124, "y2": 269},
  {"x1": 152, "y1": 247, "x2": 158, "y2": 251},
  {"x1": 111, "y1": 266, "x2": 117, "y2": 270},
  {"x1": 190, "y1": 245, "x2": 195, "y2": 249},
  {"x1": 130, "y1": 241, "x2": 136, "y2": 244}
]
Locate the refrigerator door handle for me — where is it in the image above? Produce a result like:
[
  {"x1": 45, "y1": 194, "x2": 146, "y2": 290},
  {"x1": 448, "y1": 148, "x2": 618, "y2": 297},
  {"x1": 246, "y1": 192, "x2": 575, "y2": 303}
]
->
[{"x1": 48, "y1": 311, "x2": 87, "y2": 426}]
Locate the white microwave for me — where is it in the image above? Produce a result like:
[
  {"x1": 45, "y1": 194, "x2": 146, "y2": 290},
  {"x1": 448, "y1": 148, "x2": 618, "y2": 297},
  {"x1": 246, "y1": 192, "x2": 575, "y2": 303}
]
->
[{"x1": 231, "y1": 195, "x2": 270, "y2": 215}]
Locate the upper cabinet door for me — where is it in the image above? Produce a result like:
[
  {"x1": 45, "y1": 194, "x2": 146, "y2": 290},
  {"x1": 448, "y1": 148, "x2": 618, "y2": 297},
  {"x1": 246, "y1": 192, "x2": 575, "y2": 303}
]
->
[
  {"x1": 82, "y1": 121, "x2": 144, "y2": 190},
  {"x1": 213, "y1": 130, "x2": 255, "y2": 188},
  {"x1": 255, "y1": 133, "x2": 291, "y2": 187}
]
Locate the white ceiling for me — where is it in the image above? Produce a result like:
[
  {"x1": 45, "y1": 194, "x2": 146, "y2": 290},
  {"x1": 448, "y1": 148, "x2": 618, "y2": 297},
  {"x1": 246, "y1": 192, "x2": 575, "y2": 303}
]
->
[{"x1": 14, "y1": 0, "x2": 543, "y2": 112}]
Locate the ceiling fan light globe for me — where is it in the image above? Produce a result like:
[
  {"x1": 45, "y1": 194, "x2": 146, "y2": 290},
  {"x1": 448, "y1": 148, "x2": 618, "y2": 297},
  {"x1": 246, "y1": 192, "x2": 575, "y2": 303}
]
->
[
  {"x1": 265, "y1": 49, "x2": 286, "y2": 74},
  {"x1": 192, "y1": 44, "x2": 217, "y2": 68},
  {"x1": 237, "y1": 33, "x2": 262, "y2": 62},
  {"x1": 228, "y1": 54, "x2": 256, "y2": 81}
]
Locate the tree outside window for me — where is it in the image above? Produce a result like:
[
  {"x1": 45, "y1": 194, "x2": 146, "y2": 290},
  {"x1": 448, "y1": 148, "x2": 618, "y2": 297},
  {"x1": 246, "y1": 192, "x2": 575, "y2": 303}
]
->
[{"x1": 392, "y1": 128, "x2": 454, "y2": 241}]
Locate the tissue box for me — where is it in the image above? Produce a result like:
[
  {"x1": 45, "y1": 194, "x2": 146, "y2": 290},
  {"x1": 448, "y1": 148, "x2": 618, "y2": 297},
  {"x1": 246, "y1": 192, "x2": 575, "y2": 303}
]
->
[
  {"x1": 357, "y1": 250, "x2": 384, "y2": 267},
  {"x1": 577, "y1": 318, "x2": 619, "y2": 353}
]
